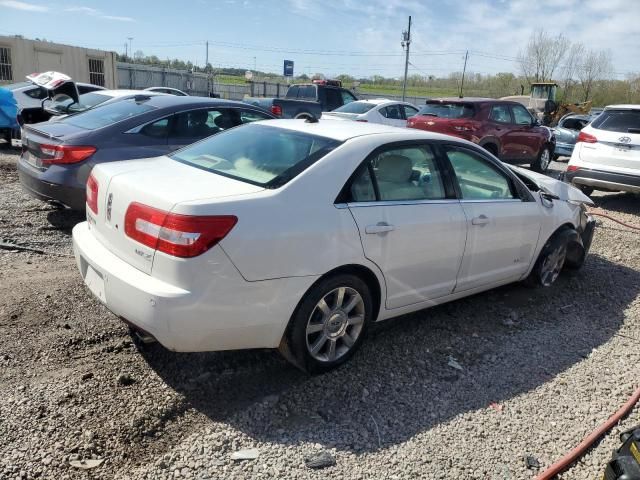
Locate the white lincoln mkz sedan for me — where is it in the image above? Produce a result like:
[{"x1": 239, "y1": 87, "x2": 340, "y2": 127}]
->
[{"x1": 73, "y1": 119, "x2": 596, "y2": 373}]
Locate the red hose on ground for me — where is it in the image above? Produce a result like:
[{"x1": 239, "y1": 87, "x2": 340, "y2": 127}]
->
[
  {"x1": 588, "y1": 209, "x2": 640, "y2": 231},
  {"x1": 536, "y1": 385, "x2": 640, "y2": 480}
]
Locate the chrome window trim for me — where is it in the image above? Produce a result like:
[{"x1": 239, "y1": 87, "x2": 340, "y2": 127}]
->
[{"x1": 337, "y1": 199, "x2": 459, "y2": 209}]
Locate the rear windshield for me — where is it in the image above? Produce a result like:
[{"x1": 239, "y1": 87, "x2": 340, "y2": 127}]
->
[
  {"x1": 333, "y1": 101, "x2": 376, "y2": 114},
  {"x1": 418, "y1": 102, "x2": 475, "y2": 119},
  {"x1": 170, "y1": 124, "x2": 340, "y2": 187},
  {"x1": 61, "y1": 98, "x2": 157, "y2": 129},
  {"x1": 591, "y1": 109, "x2": 640, "y2": 133}
]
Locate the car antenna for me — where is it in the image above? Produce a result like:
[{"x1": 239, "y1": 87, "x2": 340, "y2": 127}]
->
[{"x1": 305, "y1": 114, "x2": 319, "y2": 123}]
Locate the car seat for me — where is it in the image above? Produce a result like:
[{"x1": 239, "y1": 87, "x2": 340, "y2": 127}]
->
[{"x1": 376, "y1": 155, "x2": 424, "y2": 200}]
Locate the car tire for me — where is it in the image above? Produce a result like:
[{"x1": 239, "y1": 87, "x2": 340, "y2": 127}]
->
[
  {"x1": 280, "y1": 274, "x2": 373, "y2": 374},
  {"x1": 577, "y1": 185, "x2": 594, "y2": 196},
  {"x1": 531, "y1": 145, "x2": 552, "y2": 173},
  {"x1": 524, "y1": 230, "x2": 569, "y2": 287}
]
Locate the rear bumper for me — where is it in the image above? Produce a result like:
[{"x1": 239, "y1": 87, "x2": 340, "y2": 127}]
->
[
  {"x1": 17, "y1": 157, "x2": 86, "y2": 210},
  {"x1": 72, "y1": 222, "x2": 314, "y2": 352},
  {"x1": 565, "y1": 167, "x2": 640, "y2": 194}
]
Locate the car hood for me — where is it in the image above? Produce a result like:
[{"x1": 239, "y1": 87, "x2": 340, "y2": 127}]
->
[{"x1": 509, "y1": 166, "x2": 594, "y2": 205}]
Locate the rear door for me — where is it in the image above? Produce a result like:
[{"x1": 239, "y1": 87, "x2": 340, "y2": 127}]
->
[
  {"x1": 379, "y1": 105, "x2": 407, "y2": 128},
  {"x1": 346, "y1": 142, "x2": 467, "y2": 309},
  {"x1": 580, "y1": 108, "x2": 640, "y2": 174},
  {"x1": 442, "y1": 144, "x2": 541, "y2": 291}
]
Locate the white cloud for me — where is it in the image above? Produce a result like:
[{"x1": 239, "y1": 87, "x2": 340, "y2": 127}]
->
[
  {"x1": 64, "y1": 5, "x2": 134, "y2": 22},
  {"x1": 0, "y1": 0, "x2": 48, "y2": 12}
]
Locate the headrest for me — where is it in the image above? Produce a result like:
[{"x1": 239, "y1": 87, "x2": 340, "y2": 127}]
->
[{"x1": 376, "y1": 155, "x2": 413, "y2": 183}]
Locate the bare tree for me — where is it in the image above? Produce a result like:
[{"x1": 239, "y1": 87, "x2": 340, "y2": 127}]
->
[
  {"x1": 518, "y1": 29, "x2": 569, "y2": 83},
  {"x1": 578, "y1": 49, "x2": 613, "y2": 102},
  {"x1": 559, "y1": 42, "x2": 585, "y2": 102}
]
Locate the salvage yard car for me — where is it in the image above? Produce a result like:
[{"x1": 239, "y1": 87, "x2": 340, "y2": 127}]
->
[
  {"x1": 407, "y1": 98, "x2": 556, "y2": 173},
  {"x1": 18, "y1": 95, "x2": 275, "y2": 210},
  {"x1": 321, "y1": 98, "x2": 419, "y2": 127},
  {"x1": 44, "y1": 89, "x2": 167, "y2": 119},
  {"x1": 73, "y1": 119, "x2": 595, "y2": 373},
  {"x1": 565, "y1": 104, "x2": 640, "y2": 195}
]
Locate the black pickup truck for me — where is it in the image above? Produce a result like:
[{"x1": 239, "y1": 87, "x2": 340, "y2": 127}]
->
[{"x1": 244, "y1": 80, "x2": 358, "y2": 119}]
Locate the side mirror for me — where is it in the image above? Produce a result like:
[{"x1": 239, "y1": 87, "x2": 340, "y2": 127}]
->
[{"x1": 532, "y1": 118, "x2": 541, "y2": 127}]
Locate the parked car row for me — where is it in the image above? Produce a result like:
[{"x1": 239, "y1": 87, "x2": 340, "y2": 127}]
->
[{"x1": 9, "y1": 72, "x2": 626, "y2": 373}]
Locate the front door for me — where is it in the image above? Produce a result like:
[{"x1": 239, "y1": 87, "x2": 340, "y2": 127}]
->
[
  {"x1": 442, "y1": 145, "x2": 542, "y2": 291},
  {"x1": 508, "y1": 104, "x2": 542, "y2": 160},
  {"x1": 346, "y1": 143, "x2": 467, "y2": 309}
]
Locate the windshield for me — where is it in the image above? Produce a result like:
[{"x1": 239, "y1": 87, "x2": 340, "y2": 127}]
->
[
  {"x1": 61, "y1": 98, "x2": 157, "y2": 130},
  {"x1": 418, "y1": 102, "x2": 475, "y2": 118},
  {"x1": 591, "y1": 109, "x2": 640, "y2": 133},
  {"x1": 333, "y1": 102, "x2": 376, "y2": 114},
  {"x1": 170, "y1": 124, "x2": 340, "y2": 187},
  {"x1": 50, "y1": 92, "x2": 112, "y2": 113}
]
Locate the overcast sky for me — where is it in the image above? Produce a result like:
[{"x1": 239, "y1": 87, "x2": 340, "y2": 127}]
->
[{"x1": 1, "y1": 0, "x2": 638, "y2": 79}]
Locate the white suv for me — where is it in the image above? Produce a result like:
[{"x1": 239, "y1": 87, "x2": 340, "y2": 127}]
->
[{"x1": 565, "y1": 105, "x2": 640, "y2": 195}]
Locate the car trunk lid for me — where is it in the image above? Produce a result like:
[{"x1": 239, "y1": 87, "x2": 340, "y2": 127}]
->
[
  {"x1": 21, "y1": 123, "x2": 91, "y2": 169},
  {"x1": 88, "y1": 156, "x2": 264, "y2": 275}
]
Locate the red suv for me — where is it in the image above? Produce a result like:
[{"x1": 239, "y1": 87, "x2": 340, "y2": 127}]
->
[{"x1": 407, "y1": 98, "x2": 556, "y2": 172}]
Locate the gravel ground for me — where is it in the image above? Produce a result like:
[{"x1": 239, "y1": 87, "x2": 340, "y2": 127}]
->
[{"x1": 0, "y1": 145, "x2": 639, "y2": 480}]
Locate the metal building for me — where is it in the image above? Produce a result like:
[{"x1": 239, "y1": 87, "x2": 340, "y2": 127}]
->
[{"x1": 0, "y1": 35, "x2": 117, "y2": 88}]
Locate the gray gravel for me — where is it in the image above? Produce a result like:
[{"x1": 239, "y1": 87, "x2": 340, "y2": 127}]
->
[{"x1": 1, "y1": 146, "x2": 639, "y2": 479}]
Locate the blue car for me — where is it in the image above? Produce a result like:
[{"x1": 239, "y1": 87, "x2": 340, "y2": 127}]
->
[
  {"x1": 18, "y1": 95, "x2": 275, "y2": 210},
  {"x1": 552, "y1": 113, "x2": 598, "y2": 159}
]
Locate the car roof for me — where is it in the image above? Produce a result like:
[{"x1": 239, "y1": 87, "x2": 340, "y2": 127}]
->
[
  {"x1": 253, "y1": 118, "x2": 460, "y2": 142},
  {"x1": 115, "y1": 95, "x2": 258, "y2": 110},
  {"x1": 355, "y1": 99, "x2": 415, "y2": 107},
  {"x1": 429, "y1": 97, "x2": 498, "y2": 103},
  {"x1": 604, "y1": 104, "x2": 640, "y2": 110},
  {"x1": 85, "y1": 89, "x2": 166, "y2": 98}
]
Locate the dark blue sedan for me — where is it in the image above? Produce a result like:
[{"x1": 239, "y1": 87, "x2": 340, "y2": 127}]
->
[{"x1": 18, "y1": 95, "x2": 275, "y2": 210}]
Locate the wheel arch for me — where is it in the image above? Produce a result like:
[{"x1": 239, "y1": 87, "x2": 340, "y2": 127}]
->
[
  {"x1": 541, "y1": 222, "x2": 584, "y2": 268},
  {"x1": 479, "y1": 139, "x2": 500, "y2": 157}
]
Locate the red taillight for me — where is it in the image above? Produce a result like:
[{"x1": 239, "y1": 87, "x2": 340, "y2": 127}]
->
[
  {"x1": 124, "y1": 202, "x2": 237, "y2": 258},
  {"x1": 86, "y1": 173, "x2": 99, "y2": 214},
  {"x1": 270, "y1": 105, "x2": 283, "y2": 117},
  {"x1": 567, "y1": 165, "x2": 579, "y2": 172},
  {"x1": 40, "y1": 144, "x2": 96, "y2": 165},
  {"x1": 577, "y1": 132, "x2": 597, "y2": 144}
]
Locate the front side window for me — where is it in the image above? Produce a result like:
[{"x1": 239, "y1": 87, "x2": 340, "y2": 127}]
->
[
  {"x1": 170, "y1": 124, "x2": 340, "y2": 187},
  {"x1": 445, "y1": 146, "x2": 515, "y2": 200},
  {"x1": 489, "y1": 105, "x2": 512, "y2": 124},
  {"x1": 403, "y1": 105, "x2": 419, "y2": 118},
  {"x1": 349, "y1": 145, "x2": 446, "y2": 202},
  {"x1": 511, "y1": 104, "x2": 533, "y2": 125}
]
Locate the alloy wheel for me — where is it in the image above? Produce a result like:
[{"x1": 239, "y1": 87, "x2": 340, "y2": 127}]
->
[
  {"x1": 540, "y1": 243, "x2": 567, "y2": 286},
  {"x1": 540, "y1": 148, "x2": 551, "y2": 171},
  {"x1": 305, "y1": 287, "x2": 365, "y2": 362}
]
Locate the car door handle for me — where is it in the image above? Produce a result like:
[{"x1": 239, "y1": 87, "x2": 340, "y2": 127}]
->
[
  {"x1": 471, "y1": 215, "x2": 490, "y2": 225},
  {"x1": 365, "y1": 222, "x2": 395, "y2": 234}
]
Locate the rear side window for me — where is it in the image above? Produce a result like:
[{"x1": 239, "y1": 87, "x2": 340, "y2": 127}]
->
[
  {"x1": 170, "y1": 124, "x2": 340, "y2": 187},
  {"x1": 381, "y1": 105, "x2": 403, "y2": 119},
  {"x1": 61, "y1": 98, "x2": 157, "y2": 130},
  {"x1": 170, "y1": 108, "x2": 239, "y2": 138},
  {"x1": 418, "y1": 102, "x2": 474, "y2": 119},
  {"x1": 286, "y1": 86, "x2": 300, "y2": 98},
  {"x1": 591, "y1": 109, "x2": 640, "y2": 133},
  {"x1": 298, "y1": 85, "x2": 315, "y2": 99}
]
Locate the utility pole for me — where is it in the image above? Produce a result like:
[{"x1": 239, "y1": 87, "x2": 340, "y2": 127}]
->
[
  {"x1": 459, "y1": 50, "x2": 468, "y2": 98},
  {"x1": 401, "y1": 15, "x2": 411, "y2": 102},
  {"x1": 124, "y1": 42, "x2": 128, "y2": 59},
  {"x1": 253, "y1": 56, "x2": 256, "y2": 71},
  {"x1": 127, "y1": 37, "x2": 133, "y2": 60},
  {"x1": 205, "y1": 41, "x2": 209, "y2": 69}
]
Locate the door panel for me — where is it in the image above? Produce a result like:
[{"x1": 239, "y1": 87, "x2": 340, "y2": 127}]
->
[
  {"x1": 346, "y1": 143, "x2": 466, "y2": 309},
  {"x1": 443, "y1": 144, "x2": 542, "y2": 290},
  {"x1": 487, "y1": 104, "x2": 515, "y2": 159},
  {"x1": 456, "y1": 201, "x2": 541, "y2": 290},
  {"x1": 350, "y1": 203, "x2": 467, "y2": 308},
  {"x1": 509, "y1": 104, "x2": 540, "y2": 159}
]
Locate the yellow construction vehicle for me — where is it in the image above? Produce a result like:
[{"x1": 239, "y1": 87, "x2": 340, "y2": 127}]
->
[{"x1": 501, "y1": 82, "x2": 592, "y2": 127}]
